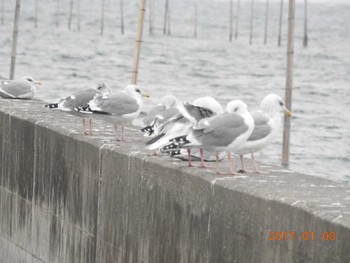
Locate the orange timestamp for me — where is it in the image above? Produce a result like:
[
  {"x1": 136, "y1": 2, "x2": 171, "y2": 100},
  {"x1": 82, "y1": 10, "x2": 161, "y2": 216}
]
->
[{"x1": 268, "y1": 231, "x2": 336, "y2": 241}]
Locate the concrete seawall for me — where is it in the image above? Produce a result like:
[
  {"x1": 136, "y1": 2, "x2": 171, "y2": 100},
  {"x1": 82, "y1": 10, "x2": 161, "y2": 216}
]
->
[{"x1": 0, "y1": 98, "x2": 349, "y2": 262}]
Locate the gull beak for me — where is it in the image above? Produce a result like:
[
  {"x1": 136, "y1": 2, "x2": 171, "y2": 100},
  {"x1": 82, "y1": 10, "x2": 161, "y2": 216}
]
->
[
  {"x1": 284, "y1": 108, "x2": 292, "y2": 117},
  {"x1": 141, "y1": 91, "x2": 150, "y2": 98},
  {"x1": 35, "y1": 80, "x2": 42, "y2": 85}
]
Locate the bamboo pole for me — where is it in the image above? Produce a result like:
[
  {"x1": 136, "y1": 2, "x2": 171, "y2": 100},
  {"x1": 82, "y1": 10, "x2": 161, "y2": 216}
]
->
[
  {"x1": 100, "y1": 0, "x2": 105, "y2": 35},
  {"x1": 263, "y1": 0, "x2": 269, "y2": 44},
  {"x1": 1, "y1": 0, "x2": 4, "y2": 25},
  {"x1": 10, "y1": 0, "x2": 21, "y2": 80},
  {"x1": 194, "y1": 0, "x2": 197, "y2": 38},
  {"x1": 303, "y1": 0, "x2": 308, "y2": 47},
  {"x1": 77, "y1": 0, "x2": 80, "y2": 31},
  {"x1": 282, "y1": 0, "x2": 296, "y2": 168},
  {"x1": 249, "y1": 0, "x2": 254, "y2": 45},
  {"x1": 35, "y1": 0, "x2": 38, "y2": 28},
  {"x1": 131, "y1": 0, "x2": 146, "y2": 85},
  {"x1": 229, "y1": 0, "x2": 233, "y2": 41},
  {"x1": 56, "y1": 0, "x2": 60, "y2": 28},
  {"x1": 278, "y1": 0, "x2": 283, "y2": 46},
  {"x1": 68, "y1": 0, "x2": 73, "y2": 30},
  {"x1": 234, "y1": 0, "x2": 240, "y2": 40},
  {"x1": 120, "y1": 0, "x2": 124, "y2": 34},
  {"x1": 163, "y1": 0, "x2": 168, "y2": 35}
]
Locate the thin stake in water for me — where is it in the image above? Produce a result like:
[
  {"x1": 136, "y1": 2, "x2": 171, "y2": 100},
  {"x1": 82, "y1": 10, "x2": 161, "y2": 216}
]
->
[
  {"x1": 131, "y1": 0, "x2": 146, "y2": 85},
  {"x1": 10, "y1": 0, "x2": 21, "y2": 79},
  {"x1": 278, "y1": 0, "x2": 284, "y2": 46},
  {"x1": 167, "y1": 0, "x2": 171, "y2": 35},
  {"x1": 194, "y1": 0, "x2": 197, "y2": 38},
  {"x1": 264, "y1": 0, "x2": 269, "y2": 44},
  {"x1": 303, "y1": 0, "x2": 308, "y2": 47},
  {"x1": 229, "y1": 0, "x2": 233, "y2": 41},
  {"x1": 34, "y1": 0, "x2": 38, "y2": 28},
  {"x1": 149, "y1": 0, "x2": 153, "y2": 35},
  {"x1": 77, "y1": 0, "x2": 80, "y2": 31},
  {"x1": 101, "y1": 0, "x2": 105, "y2": 35},
  {"x1": 1, "y1": 0, "x2": 4, "y2": 25},
  {"x1": 56, "y1": 0, "x2": 60, "y2": 28},
  {"x1": 163, "y1": 0, "x2": 168, "y2": 35},
  {"x1": 120, "y1": 0, "x2": 124, "y2": 34},
  {"x1": 282, "y1": 0, "x2": 296, "y2": 168},
  {"x1": 249, "y1": 0, "x2": 254, "y2": 45},
  {"x1": 235, "y1": 0, "x2": 240, "y2": 40},
  {"x1": 68, "y1": 0, "x2": 74, "y2": 30}
]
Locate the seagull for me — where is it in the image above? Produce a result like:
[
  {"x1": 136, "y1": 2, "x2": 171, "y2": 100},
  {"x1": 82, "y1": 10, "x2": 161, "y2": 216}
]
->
[
  {"x1": 76, "y1": 84, "x2": 149, "y2": 141},
  {"x1": 146, "y1": 96, "x2": 223, "y2": 166},
  {"x1": 45, "y1": 81, "x2": 111, "y2": 111},
  {"x1": 160, "y1": 100, "x2": 254, "y2": 175},
  {"x1": 0, "y1": 76, "x2": 41, "y2": 99},
  {"x1": 45, "y1": 81, "x2": 111, "y2": 135},
  {"x1": 141, "y1": 95, "x2": 179, "y2": 136},
  {"x1": 233, "y1": 94, "x2": 292, "y2": 173}
]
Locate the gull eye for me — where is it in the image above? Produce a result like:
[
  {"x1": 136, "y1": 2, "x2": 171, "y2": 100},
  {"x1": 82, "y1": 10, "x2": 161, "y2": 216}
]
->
[
  {"x1": 136, "y1": 88, "x2": 141, "y2": 93},
  {"x1": 279, "y1": 101, "x2": 284, "y2": 106},
  {"x1": 97, "y1": 86, "x2": 102, "y2": 90},
  {"x1": 27, "y1": 78, "x2": 33, "y2": 82}
]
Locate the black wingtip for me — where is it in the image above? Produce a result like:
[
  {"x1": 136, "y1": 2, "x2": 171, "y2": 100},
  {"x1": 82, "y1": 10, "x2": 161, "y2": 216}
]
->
[
  {"x1": 44, "y1": 103, "x2": 58, "y2": 109},
  {"x1": 75, "y1": 105, "x2": 92, "y2": 113},
  {"x1": 140, "y1": 125, "x2": 154, "y2": 135}
]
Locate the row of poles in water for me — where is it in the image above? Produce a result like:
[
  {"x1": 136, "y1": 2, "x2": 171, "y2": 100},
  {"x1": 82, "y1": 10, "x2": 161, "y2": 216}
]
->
[
  {"x1": 1, "y1": 0, "x2": 308, "y2": 47},
  {"x1": 4, "y1": 0, "x2": 296, "y2": 168}
]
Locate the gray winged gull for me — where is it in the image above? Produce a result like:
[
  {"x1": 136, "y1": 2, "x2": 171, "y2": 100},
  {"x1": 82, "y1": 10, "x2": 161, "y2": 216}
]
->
[
  {"x1": 141, "y1": 95, "x2": 179, "y2": 136},
  {"x1": 233, "y1": 94, "x2": 292, "y2": 173},
  {"x1": 45, "y1": 81, "x2": 111, "y2": 111},
  {"x1": 146, "y1": 96, "x2": 223, "y2": 165},
  {"x1": 76, "y1": 84, "x2": 149, "y2": 141},
  {"x1": 0, "y1": 76, "x2": 41, "y2": 99},
  {"x1": 160, "y1": 100, "x2": 254, "y2": 175},
  {"x1": 45, "y1": 81, "x2": 111, "y2": 135}
]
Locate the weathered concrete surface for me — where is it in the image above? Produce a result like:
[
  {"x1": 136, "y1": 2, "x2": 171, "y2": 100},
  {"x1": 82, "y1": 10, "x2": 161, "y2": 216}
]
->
[{"x1": 0, "y1": 97, "x2": 349, "y2": 263}]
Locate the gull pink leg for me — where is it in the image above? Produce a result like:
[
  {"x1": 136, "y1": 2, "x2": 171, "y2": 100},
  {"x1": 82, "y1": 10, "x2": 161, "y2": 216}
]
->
[
  {"x1": 227, "y1": 152, "x2": 239, "y2": 175},
  {"x1": 251, "y1": 153, "x2": 268, "y2": 174},
  {"x1": 216, "y1": 152, "x2": 225, "y2": 175},
  {"x1": 187, "y1": 149, "x2": 195, "y2": 167},
  {"x1": 198, "y1": 148, "x2": 209, "y2": 168},
  {"x1": 115, "y1": 123, "x2": 121, "y2": 141},
  {"x1": 121, "y1": 124, "x2": 127, "y2": 141},
  {"x1": 89, "y1": 117, "x2": 93, "y2": 135}
]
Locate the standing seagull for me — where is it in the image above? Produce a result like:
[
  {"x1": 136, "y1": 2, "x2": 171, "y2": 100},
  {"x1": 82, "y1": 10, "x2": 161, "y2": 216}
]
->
[
  {"x1": 0, "y1": 76, "x2": 41, "y2": 99},
  {"x1": 234, "y1": 94, "x2": 292, "y2": 173},
  {"x1": 76, "y1": 84, "x2": 149, "y2": 141},
  {"x1": 45, "y1": 81, "x2": 111, "y2": 111},
  {"x1": 161, "y1": 100, "x2": 254, "y2": 175},
  {"x1": 45, "y1": 81, "x2": 111, "y2": 135},
  {"x1": 141, "y1": 95, "x2": 179, "y2": 136},
  {"x1": 146, "y1": 96, "x2": 223, "y2": 166}
]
